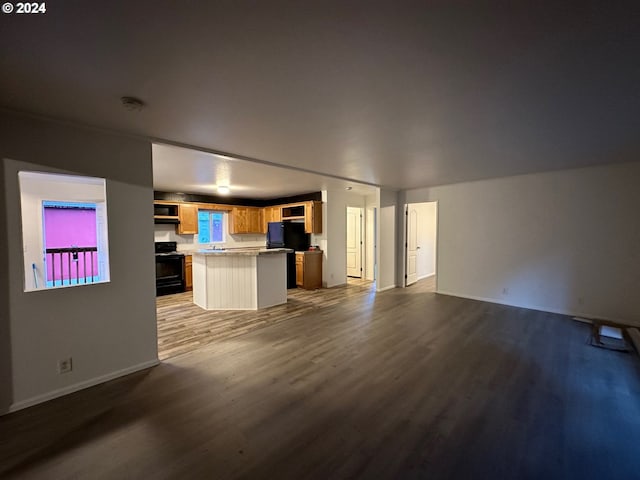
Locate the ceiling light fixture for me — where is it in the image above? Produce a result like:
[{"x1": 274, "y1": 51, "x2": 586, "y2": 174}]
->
[
  {"x1": 217, "y1": 185, "x2": 230, "y2": 195},
  {"x1": 345, "y1": 186, "x2": 353, "y2": 190},
  {"x1": 121, "y1": 96, "x2": 145, "y2": 112}
]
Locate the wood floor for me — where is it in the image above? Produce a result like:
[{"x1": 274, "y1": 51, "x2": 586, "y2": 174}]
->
[
  {"x1": 2, "y1": 277, "x2": 640, "y2": 479},
  {"x1": 157, "y1": 277, "x2": 384, "y2": 360}
]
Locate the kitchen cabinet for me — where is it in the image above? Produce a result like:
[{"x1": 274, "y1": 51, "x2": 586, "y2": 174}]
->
[
  {"x1": 281, "y1": 204, "x2": 305, "y2": 221},
  {"x1": 154, "y1": 201, "x2": 180, "y2": 223},
  {"x1": 154, "y1": 199, "x2": 321, "y2": 235},
  {"x1": 295, "y1": 251, "x2": 323, "y2": 289},
  {"x1": 250, "y1": 207, "x2": 263, "y2": 233},
  {"x1": 229, "y1": 206, "x2": 263, "y2": 234},
  {"x1": 154, "y1": 201, "x2": 199, "y2": 235},
  {"x1": 295, "y1": 255, "x2": 304, "y2": 286},
  {"x1": 185, "y1": 255, "x2": 193, "y2": 291},
  {"x1": 262, "y1": 206, "x2": 282, "y2": 233},
  {"x1": 278, "y1": 201, "x2": 323, "y2": 234},
  {"x1": 177, "y1": 203, "x2": 198, "y2": 235},
  {"x1": 304, "y1": 201, "x2": 322, "y2": 234}
]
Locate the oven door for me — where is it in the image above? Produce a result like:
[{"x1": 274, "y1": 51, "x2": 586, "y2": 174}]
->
[{"x1": 155, "y1": 254, "x2": 185, "y2": 296}]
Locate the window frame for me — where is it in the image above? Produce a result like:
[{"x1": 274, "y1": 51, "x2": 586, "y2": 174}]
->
[
  {"x1": 197, "y1": 210, "x2": 226, "y2": 245},
  {"x1": 18, "y1": 170, "x2": 111, "y2": 292}
]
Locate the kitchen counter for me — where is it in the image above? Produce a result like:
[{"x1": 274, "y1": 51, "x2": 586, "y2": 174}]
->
[
  {"x1": 194, "y1": 248, "x2": 292, "y2": 256},
  {"x1": 192, "y1": 248, "x2": 288, "y2": 310}
]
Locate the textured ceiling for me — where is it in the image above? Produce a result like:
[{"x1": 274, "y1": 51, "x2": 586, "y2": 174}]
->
[
  {"x1": 1, "y1": 1, "x2": 638, "y2": 191},
  {"x1": 153, "y1": 143, "x2": 377, "y2": 199}
]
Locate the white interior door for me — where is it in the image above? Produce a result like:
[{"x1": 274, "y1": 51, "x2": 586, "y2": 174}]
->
[
  {"x1": 346, "y1": 207, "x2": 362, "y2": 278},
  {"x1": 406, "y1": 205, "x2": 418, "y2": 285}
]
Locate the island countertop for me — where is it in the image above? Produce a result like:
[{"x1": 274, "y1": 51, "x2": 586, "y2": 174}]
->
[
  {"x1": 193, "y1": 247, "x2": 289, "y2": 310},
  {"x1": 193, "y1": 248, "x2": 293, "y2": 257}
]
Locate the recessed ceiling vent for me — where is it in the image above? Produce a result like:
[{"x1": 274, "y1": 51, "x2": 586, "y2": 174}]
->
[{"x1": 121, "y1": 96, "x2": 145, "y2": 112}]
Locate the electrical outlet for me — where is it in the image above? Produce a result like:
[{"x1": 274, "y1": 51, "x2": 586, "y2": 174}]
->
[{"x1": 58, "y1": 357, "x2": 73, "y2": 374}]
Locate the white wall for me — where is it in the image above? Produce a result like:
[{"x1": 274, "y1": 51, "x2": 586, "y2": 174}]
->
[
  {"x1": 0, "y1": 112, "x2": 158, "y2": 413},
  {"x1": 316, "y1": 189, "x2": 369, "y2": 288},
  {"x1": 364, "y1": 194, "x2": 377, "y2": 281},
  {"x1": 413, "y1": 202, "x2": 437, "y2": 280},
  {"x1": 404, "y1": 162, "x2": 640, "y2": 325},
  {"x1": 378, "y1": 188, "x2": 398, "y2": 291}
]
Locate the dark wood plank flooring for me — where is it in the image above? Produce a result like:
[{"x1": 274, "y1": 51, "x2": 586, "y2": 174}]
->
[{"x1": 1, "y1": 277, "x2": 639, "y2": 479}]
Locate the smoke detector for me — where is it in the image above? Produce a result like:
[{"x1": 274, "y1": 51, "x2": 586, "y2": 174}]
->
[{"x1": 121, "y1": 96, "x2": 145, "y2": 112}]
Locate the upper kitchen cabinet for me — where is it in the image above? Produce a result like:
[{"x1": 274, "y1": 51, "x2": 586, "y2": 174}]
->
[
  {"x1": 229, "y1": 206, "x2": 263, "y2": 234},
  {"x1": 153, "y1": 201, "x2": 179, "y2": 223},
  {"x1": 273, "y1": 201, "x2": 323, "y2": 234},
  {"x1": 177, "y1": 203, "x2": 198, "y2": 235},
  {"x1": 262, "y1": 206, "x2": 282, "y2": 233},
  {"x1": 250, "y1": 207, "x2": 263, "y2": 233},
  {"x1": 304, "y1": 201, "x2": 322, "y2": 234}
]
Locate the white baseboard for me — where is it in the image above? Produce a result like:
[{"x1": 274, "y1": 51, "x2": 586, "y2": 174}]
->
[
  {"x1": 377, "y1": 284, "x2": 396, "y2": 292},
  {"x1": 7, "y1": 359, "x2": 160, "y2": 414},
  {"x1": 435, "y1": 290, "x2": 638, "y2": 326},
  {"x1": 417, "y1": 273, "x2": 435, "y2": 281}
]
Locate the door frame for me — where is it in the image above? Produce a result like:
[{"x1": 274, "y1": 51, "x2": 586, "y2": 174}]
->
[
  {"x1": 366, "y1": 206, "x2": 377, "y2": 281},
  {"x1": 402, "y1": 201, "x2": 438, "y2": 288},
  {"x1": 346, "y1": 206, "x2": 364, "y2": 278},
  {"x1": 405, "y1": 204, "x2": 419, "y2": 286}
]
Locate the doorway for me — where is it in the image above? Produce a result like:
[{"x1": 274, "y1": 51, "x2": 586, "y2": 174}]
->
[
  {"x1": 346, "y1": 206, "x2": 363, "y2": 278},
  {"x1": 404, "y1": 202, "x2": 437, "y2": 287}
]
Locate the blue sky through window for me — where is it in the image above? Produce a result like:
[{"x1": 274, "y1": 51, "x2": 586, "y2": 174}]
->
[{"x1": 198, "y1": 211, "x2": 224, "y2": 244}]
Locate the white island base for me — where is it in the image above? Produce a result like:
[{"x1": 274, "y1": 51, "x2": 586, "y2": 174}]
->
[{"x1": 192, "y1": 249, "x2": 289, "y2": 310}]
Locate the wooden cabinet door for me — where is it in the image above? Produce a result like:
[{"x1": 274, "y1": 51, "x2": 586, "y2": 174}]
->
[
  {"x1": 231, "y1": 206, "x2": 263, "y2": 234},
  {"x1": 295, "y1": 254, "x2": 304, "y2": 286},
  {"x1": 304, "y1": 202, "x2": 313, "y2": 234},
  {"x1": 229, "y1": 207, "x2": 248, "y2": 234},
  {"x1": 271, "y1": 206, "x2": 282, "y2": 223},
  {"x1": 312, "y1": 201, "x2": 323, "y2": 233},
  {"x1": 249, "y1": 207, "x2": 262, "y2": 233},
  {"x1": 303, "y1": 252, "x2": 322, "y2": 289},
  {"x1": 262, "y1": 206, "x2": 282, "y2": 233},
  {"x1": 177, "y1": 203, "x2": 198, "y2": 235},
  {"x1": 296, "y1": 251, "x2": 322, "y2": 289},
  {"x1": 184, "y1": 255, "x2": 193, "y2": 290},
  {"x1": 304, "y1": 201, "x2": 323, "y2": 234},
  {"x1": 261, "y1": 208, "x2": 269, "y2": 234}
]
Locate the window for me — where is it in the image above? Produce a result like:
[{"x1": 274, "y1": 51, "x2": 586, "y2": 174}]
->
[
  {"x1": 198, "y1": 210, "x2": 225, "y2": 244},
  {"x1": 18, "y1": 171, "x2": 110, "y2": 292},
  {"x1": 43, "y1": 201, "x2": 99, "y2": 287}
]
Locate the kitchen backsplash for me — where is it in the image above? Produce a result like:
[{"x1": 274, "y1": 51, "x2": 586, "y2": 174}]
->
[{"x1": 154, "y1": 224, "x2": 266, "y2": 252}]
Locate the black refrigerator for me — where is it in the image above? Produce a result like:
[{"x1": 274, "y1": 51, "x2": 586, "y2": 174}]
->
[{"x1": 267, "y1": 222, "x2": 310, "y2": 288}]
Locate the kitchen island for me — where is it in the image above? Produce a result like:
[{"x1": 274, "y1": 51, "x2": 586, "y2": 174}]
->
[{"x1": 192, "y1": 248, "x2": 291, "y2": 310}]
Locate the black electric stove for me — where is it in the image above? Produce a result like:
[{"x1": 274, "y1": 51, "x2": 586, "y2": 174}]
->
[{"x1": 155, "y1": 242, "x2": 185, "y2": 296}]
